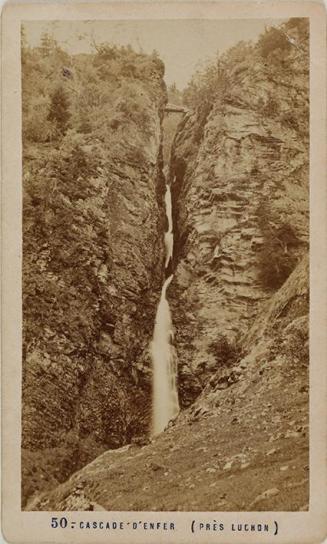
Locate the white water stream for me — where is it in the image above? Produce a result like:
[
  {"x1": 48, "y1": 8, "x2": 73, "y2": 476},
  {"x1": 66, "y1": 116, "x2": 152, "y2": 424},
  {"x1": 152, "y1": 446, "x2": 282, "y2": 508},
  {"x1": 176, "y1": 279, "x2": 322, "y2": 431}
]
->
[
  {"x1": 151, "y1": 183, "x2": 180, "y2": 435},
  {"x1": 164, "y1": 185, "x2": 173, "y2": 268}
]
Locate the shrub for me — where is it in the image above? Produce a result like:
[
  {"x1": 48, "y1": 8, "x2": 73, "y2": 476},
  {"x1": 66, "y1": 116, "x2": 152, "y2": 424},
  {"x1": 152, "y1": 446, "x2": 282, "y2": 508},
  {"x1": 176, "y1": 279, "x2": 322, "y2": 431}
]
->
[
  {"x1": 47, "y1": 86, "x2": 71, "y2": 135},
  {"x1": 258, "y1": 26, "x2": 291, "y2": 59},
  {"x1": 208, "y1": 334, "x2": 243, "y2": 367},
  {"x1": 258, "y1": 218, "x2": 300, "y2": 290},
  {"x1": 193, "y1": 100, "x2": 213, "y2": 143},
  {"x1": 23, "y1": 107, "x2": 56, "y2": 143},
  {"x1": 262, "y1": 94, "x2": 279, "y2": 118},
  {"x1": 285, "y1": 17, "x2": 309, "y2": 39},
  {"x1": 258, "y1": 243, "x2": 298, "y2": 290},
  {"x1": 125, "y1": 145, "x2": 145, "y2": 164},
  {"x1": 280, "y1": 111, "x2": 299, "y2": 131}
]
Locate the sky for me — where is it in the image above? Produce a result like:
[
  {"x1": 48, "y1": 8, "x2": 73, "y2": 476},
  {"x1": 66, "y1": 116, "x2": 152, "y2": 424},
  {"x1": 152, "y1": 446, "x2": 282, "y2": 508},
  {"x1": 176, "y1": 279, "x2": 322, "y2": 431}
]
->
[{"x1": 24, "y1": 18, "x2": 286, "y2": 90}]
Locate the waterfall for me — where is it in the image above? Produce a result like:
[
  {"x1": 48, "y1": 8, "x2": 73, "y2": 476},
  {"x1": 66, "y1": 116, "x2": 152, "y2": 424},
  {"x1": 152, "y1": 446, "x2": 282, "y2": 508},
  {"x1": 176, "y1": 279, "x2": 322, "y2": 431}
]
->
[
  {"x1": 151, "y1": 182, "x2": 180, "y2": 435},
  {"x1": 164, "y1": 185, "x2": 173, "y2": 268}
]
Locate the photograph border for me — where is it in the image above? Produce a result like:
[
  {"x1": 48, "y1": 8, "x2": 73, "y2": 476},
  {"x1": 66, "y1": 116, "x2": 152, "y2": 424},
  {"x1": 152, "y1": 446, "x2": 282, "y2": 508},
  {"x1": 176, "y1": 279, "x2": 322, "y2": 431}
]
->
[{"x1": 2, "y1": 1, "x2": 327, "y2": 543}]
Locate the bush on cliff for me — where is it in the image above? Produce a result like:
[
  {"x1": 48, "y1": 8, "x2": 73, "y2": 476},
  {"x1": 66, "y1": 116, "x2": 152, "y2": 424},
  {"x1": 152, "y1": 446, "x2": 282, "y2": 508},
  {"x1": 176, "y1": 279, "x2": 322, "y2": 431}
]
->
[
  {"x1": 47, "y1": 86, "x2": 71, "y2": 136},
  {"x1": 208, "y1": 334, "x2": 243, "y2": 368},
  {"x1": 258, "y1": 26, "x2": 291, "y2": 59},
  {"x1": 182, "y1": 18, "x2": 308, "y2": 119},
  {"x1": 257, "y1": 202, "x2": 301, "y2": 290},
  {"x1": 22, "y1": 30, "x2": 165, "y2": 150}
]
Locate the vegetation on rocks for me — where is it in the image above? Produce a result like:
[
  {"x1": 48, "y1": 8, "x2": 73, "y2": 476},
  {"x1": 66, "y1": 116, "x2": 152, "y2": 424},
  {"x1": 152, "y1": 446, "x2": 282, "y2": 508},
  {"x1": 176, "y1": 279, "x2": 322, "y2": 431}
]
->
[
  {"x1": 257, "y1": 201, "x2": 301, "y2": 289},
  {"x1": 208, "y1": 334, "x2": 243, "y2": 368},
  {"x1": 22, "y1": 30, "x2": 167, "y2": 506}
]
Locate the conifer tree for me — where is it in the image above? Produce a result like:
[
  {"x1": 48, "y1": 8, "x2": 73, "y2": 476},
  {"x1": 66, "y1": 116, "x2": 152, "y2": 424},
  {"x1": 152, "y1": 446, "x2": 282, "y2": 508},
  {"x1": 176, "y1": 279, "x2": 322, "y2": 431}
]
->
[{"x1": 47, "y1": 86, "x2": 71, "y2": 134}]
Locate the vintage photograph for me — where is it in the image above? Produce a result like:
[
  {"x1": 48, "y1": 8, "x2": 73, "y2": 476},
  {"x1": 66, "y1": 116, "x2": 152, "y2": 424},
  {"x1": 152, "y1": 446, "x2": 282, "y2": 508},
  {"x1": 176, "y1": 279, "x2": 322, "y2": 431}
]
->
[{"x1": 21, "y1": 17, "x2": 309, "y2": 512}]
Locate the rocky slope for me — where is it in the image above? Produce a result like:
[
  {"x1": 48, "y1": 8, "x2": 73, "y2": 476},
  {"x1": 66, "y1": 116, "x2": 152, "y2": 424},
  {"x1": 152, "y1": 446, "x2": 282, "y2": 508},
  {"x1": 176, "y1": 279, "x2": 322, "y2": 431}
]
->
[
  {"x1": 169, "y1": 18, "x2": 309, "y2": 406},
  {"x1": 22, "y1": 44, "x2": 167, "y2": 506}
]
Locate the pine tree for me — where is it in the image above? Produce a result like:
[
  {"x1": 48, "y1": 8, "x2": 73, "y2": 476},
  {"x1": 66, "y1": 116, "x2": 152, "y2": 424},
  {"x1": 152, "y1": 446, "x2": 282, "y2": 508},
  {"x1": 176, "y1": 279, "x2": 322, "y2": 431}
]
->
[{"x1": 47, "y1": 86, "x2": 71, "y2": 134}]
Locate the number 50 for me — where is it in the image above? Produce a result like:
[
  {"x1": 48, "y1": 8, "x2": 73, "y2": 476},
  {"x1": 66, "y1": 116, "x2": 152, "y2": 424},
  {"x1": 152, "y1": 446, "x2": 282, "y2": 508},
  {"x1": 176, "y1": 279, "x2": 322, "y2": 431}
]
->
[{"x1": 51, "y1": 517, "x2": 68, "y2": 528}]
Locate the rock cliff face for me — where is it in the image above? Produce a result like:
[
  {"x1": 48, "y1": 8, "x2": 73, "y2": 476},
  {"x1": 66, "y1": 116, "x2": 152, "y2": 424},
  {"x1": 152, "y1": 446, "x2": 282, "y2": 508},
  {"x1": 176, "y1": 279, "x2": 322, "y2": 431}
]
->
[
  {"x1": 22, "y1": 47, "x2": 167, "y2": 506},
  {"x1": 169, "y1": 19, "x2": 309, "y2": 406}
]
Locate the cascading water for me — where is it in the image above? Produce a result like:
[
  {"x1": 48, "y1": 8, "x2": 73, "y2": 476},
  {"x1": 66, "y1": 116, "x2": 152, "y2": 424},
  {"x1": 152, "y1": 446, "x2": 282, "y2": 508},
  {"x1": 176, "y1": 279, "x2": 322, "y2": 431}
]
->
[
  {"x1": 164, "y1": 184, "x2": 173, "y2": 268},
  {"x1": 151, "y1": 182, "x2": 179, "y2": 435}
]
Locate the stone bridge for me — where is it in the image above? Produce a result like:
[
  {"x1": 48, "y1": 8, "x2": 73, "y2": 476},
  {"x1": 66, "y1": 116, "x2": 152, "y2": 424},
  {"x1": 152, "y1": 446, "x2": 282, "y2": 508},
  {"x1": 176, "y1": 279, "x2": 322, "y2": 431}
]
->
[{"x1": 164, "y1": 103, "x2": 188, "y2": 114}]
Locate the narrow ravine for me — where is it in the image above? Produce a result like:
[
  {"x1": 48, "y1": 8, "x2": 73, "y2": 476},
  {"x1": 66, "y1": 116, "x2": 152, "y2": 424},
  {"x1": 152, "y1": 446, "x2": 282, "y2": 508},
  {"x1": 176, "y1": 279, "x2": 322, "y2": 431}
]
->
[{"x1": 150, "y1": 179, "x2": 180, "y2": 434}]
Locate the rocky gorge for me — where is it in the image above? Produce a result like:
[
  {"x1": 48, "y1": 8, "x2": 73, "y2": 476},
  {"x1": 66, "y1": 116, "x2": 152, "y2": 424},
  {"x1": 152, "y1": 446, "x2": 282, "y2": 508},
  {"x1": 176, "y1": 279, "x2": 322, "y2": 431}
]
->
[{"x1": 22, "y1": 18, "x2": 309, "y2": 511}]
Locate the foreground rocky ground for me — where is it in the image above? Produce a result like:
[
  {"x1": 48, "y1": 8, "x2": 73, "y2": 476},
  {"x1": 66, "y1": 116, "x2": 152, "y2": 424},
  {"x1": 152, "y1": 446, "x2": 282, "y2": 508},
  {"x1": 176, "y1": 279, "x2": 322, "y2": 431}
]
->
[{"x1": 27, "y1": 347, "x2": 308, "y2": 512}]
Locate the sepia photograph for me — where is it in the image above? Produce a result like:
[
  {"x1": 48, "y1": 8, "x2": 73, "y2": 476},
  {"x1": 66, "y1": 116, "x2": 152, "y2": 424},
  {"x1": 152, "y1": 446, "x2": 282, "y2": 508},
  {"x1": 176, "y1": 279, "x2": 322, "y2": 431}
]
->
[{"x1": 19, "y1": 15, "x2": 311, "y2": 514}]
